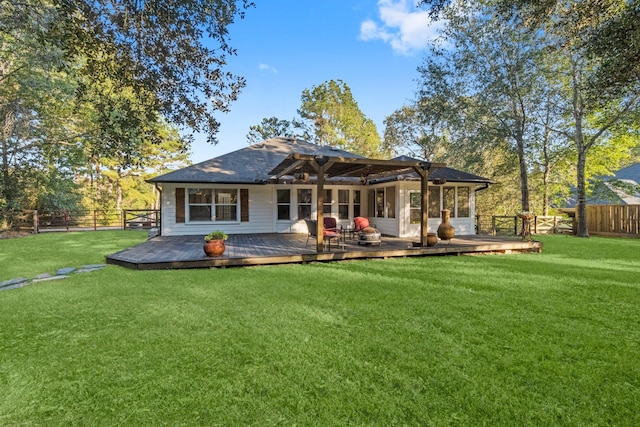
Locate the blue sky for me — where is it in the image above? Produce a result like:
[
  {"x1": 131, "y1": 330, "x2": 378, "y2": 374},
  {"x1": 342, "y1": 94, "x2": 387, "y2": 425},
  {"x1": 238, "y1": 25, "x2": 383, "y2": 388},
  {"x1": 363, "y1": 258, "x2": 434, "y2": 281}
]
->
[{"x1": 191, "y1": 0, "x2": 441, "y2": 163}]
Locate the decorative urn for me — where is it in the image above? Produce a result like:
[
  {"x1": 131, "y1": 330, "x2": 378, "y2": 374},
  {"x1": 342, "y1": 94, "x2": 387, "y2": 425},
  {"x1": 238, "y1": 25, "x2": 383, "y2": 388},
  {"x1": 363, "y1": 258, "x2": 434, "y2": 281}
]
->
[{"x1": 437, "y1": 209, "x2": 455, "y2": 241}]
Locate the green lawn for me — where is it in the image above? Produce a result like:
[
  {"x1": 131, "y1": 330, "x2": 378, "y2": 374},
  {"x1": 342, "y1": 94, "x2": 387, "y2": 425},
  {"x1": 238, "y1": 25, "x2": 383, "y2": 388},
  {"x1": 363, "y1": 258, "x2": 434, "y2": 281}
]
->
[{"x1": 1, "y1": 232, "x2": 639, "y2": 426}]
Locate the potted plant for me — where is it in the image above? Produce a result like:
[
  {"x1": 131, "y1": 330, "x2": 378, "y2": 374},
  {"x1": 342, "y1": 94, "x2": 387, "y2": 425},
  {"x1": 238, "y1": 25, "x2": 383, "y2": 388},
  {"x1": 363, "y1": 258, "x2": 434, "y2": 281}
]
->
[{"x1": 203, "y1": 230, "x2": 228, "y2": 257}]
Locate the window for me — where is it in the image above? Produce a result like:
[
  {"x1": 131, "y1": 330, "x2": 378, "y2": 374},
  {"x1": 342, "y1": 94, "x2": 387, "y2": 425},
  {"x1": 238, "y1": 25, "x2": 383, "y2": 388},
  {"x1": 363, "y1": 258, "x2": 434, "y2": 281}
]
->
[
  {"x1": 458, "y1": 187, "x2": 470, "y2": 217},
  {"x1": 443, "y1": 186, "x2": 455, "y2": 216},
  {"x1": 186, "y1": 187, "x2": 244, "y2": 222},
  {"x1": 428, "y1": 187, "x2": 440, "y2": 218},
  {"x1": 188, "y1": 188, "x2": 212, "y2": 221},
  {"x1": 277, "y1": 189, "x2": 290, "y2": 220},
  {"x1": 374, "y1": 187, "x2": 396, "y2": 218},
  {"x1": 338, "y1": 190, "x2": 349, "y2": 220},
  {"x1": 322, "y1": 189, "x2": 332, "y2": 215},
  {"x1": 386, "y1": 186, "x2": 396, "y2": 218},
  {"x1": 215, "y1": 189, "x2": 238, "y2": 221},
  {"x1": 410, "y1": 191, "x2": 421, "y2": 224},
  {"x1": 353, "y1": 190, "x2": 361, "y2": 218},
  {"x1": 368, "y1": 189, "x2": 375, "y2": 217},
  {"x1": 297, "y1": 188, "x2": 312, "y2": 220},
  {"x1": 375, "y1": 189, "x2": 384, "y2": 217},
  {"x1": 410, "y1": 187, "x2": 469, "y2": 221}
]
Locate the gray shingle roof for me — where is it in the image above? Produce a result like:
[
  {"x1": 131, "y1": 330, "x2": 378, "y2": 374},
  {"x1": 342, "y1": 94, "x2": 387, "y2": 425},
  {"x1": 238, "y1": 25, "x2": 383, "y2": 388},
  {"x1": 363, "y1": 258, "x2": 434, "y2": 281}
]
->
[
  {"x1": 389, "y1": 155, "x2": 493, "y2": 183},
  {"x1": 148, "y1": 138, "x2": 492, "y2": 184},
  {"x1": 148, "y1": 137, "x2": 363, "y2": 184}
]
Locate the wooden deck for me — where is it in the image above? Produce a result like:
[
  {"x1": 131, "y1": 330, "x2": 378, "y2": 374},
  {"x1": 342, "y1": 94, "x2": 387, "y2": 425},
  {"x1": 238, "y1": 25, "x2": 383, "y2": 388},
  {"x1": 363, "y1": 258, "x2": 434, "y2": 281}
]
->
[{"x1": 106, "y1": 233, "x2": 542, "y2": 270}]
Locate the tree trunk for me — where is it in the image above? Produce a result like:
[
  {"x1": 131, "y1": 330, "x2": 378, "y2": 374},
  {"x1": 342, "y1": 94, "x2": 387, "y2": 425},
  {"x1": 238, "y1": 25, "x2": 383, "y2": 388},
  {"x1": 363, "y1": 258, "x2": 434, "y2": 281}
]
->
[
  {"x1": 575, "y1": 144, "x2": 589, "y2": 237},
  {"x1": 571, "y1": 58, "x2": 589, "y2": 237},
  {"x1": 115, "y1": 166, "x2": 123, "y2": 211},
  {"x1": 1, "y1": 108, "x2": 17, "y2": 208},
  {"x1": 518, "y1": 140, "x2": 530, "y2": 212}
]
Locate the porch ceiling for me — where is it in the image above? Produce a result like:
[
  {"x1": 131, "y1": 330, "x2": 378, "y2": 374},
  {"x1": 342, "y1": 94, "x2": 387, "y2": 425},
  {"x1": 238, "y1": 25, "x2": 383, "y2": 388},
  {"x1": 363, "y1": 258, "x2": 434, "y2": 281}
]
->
[{"x1": 268, "y1": 153, "x2": 446, "y2": 180}]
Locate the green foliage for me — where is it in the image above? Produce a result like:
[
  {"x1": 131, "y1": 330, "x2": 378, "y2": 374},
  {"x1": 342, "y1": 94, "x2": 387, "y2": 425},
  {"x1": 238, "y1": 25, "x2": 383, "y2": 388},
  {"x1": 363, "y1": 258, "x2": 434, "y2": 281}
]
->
[
  {"x1": 298, "y1": 79, "x2": 387, "y2": 158},
  {"x1": 383, "y1": 101, "x2": 450, "y2": 161},
  {"x1": 54, "y1": 0, "x2": 253, "y2": 144},
  {"x1": 246, "y1": 116, "x2": 309, "y2": 144},
  {"x1": 419, "y1": 0, "x2": 640, "y2": 101},
  {"x1": 1, "y1": 234, "x2": 640, "y2": 425},
  {"x1": 411, "y1": 0, "x2": 639, "y2": 224},
  {"x1": 204, "y1": 230, "x2": 228, "y2": 241},
  {"x1": 1, "y1": 0, "x2": 244, "y2": 212}
]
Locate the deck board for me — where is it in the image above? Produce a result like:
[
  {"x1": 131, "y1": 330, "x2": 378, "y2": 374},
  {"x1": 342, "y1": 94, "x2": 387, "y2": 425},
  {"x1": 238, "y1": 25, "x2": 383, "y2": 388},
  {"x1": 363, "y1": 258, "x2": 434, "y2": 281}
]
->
[{"x1": 106, "y1": 233, "x2": 542, "y2": 270}]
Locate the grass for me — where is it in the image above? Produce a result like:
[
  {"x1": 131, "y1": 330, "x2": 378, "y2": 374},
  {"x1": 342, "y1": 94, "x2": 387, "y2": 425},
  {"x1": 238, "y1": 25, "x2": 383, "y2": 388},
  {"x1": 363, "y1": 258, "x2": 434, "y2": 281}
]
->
[{"x1": 1, "y1": 232, "x2": 639, "y2": 426}]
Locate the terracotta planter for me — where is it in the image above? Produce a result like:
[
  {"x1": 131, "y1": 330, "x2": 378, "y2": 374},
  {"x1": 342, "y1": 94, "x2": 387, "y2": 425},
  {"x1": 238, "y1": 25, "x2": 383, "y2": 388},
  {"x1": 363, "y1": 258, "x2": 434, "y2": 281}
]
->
[
  {"x1": 427, "y1": 232, "x2": 438, "y2": 247},
  {"x1": 437, "y1": 209, "x2": 455, "y2": 241},
  {"x1": 203, "y1": 239, "x2": 225, "y2": 257}
]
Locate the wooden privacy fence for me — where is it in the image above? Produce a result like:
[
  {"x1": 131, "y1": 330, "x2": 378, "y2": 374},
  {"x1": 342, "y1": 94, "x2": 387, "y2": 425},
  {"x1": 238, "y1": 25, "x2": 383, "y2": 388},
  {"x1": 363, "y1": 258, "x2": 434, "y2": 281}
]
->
[
  {"x1": 586, "y1": 205, "x2": 640, "y2": 236},
  {"x1": 0, "y1": 209, "x2": 160, "y2": 233}
]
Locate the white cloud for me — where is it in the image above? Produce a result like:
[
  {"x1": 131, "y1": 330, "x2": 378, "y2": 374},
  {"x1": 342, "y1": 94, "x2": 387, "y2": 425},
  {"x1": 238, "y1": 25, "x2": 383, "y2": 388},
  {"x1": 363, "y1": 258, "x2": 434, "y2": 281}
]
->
[
  {"x1": 359, "y1": 0, "x2": 443, "y2": 55},
  {"x1": 258, "y1": 63, "x2": 278, "y2": 73}
]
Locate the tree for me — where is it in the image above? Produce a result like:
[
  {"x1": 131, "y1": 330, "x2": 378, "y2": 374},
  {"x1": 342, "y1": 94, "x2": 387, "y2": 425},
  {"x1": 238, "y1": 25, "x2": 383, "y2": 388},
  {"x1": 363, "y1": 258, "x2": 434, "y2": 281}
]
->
[
  {"x1": 2, "y1": 0, "x2": 238, "y2": 214},
  {"x1": 419, "y1": 0, "x2": 639, "y2": 104},
  {"x1": 416, "y1": 0, "x2": 639, "y2": 234},
  {"x1": 1, "y1": 1, "x2": 80, "y2": 211},
  {"x1": 556, "y1": 55, "x2": 638, "y2": 236},
  {"x1": 52, "y1": 0, "x2": 254, "y2": 144},
  {"x1": 383, "y1": 102, "x2": 448, "y2": 161},
  {"x1": 246, "y1": 117, "x2": 308, "y2": 144},
  {"x1": 298, "y1": 79, "x2": 387, "y2": 158},
  {"x1": 417, "y1": 0, "x2": 547, "y2": 213}
]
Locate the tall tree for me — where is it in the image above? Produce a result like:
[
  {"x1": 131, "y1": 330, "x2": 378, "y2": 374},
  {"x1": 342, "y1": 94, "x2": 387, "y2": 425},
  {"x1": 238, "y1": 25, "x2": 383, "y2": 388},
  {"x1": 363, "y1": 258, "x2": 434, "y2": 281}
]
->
[
  {"x1": 548, "y1": 43, "x2": 640, "y2": 236},
  {"x1": 417, "y1": 0, "x2": 639, "y2": 234},
  {"x1": 418, "y1": 0, "x2": 546, "y2": 212},
  {"x1": 1, "y1": 1, "x2": 80, "y2": 211},
  {"x1": 298, "y1": 79, "x2": 386, "y2": 158},
  {"x1": 383, "y1": 101, "x2": 449, "y2": 161},
  {"x1": 53, "y1": 0, "x2": 254, "y2": 144},
  {"x1": 246, "y1": 116, "x2": 308, "y2": 144},
  {"x1": 419, "y1": 0, "x2": 639, "y2": 101}
]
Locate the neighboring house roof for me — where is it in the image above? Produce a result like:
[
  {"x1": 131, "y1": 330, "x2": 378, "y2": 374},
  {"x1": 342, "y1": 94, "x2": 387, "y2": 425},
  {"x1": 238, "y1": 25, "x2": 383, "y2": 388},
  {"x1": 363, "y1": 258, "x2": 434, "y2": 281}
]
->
[
  {"x1": 604, "y1": 163, "x2": 640, "y2": 204},
  {"x1": 148, "y1": 138, "x2": 492, "y2": 185},
  {"x1": 560, "y1": 163, "x2": 640, "y2": 207}
]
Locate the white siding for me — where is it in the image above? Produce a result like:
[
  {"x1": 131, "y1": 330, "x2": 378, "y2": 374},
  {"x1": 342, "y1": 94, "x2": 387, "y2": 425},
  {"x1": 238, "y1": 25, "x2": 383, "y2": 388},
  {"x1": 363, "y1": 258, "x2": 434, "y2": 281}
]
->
[
  {"x1": 158, "y1": 181, "x2": 481, "y2": 237},
  {"x1": 160, "y1": 183, "x2": 274, "y2": 236}
]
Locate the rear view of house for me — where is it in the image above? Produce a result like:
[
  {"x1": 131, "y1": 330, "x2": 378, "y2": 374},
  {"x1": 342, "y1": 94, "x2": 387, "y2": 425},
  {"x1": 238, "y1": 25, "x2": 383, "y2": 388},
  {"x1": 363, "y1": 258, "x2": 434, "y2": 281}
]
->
[{"x1": 147, "y1": 137, "x2": 492, "y2": 238}]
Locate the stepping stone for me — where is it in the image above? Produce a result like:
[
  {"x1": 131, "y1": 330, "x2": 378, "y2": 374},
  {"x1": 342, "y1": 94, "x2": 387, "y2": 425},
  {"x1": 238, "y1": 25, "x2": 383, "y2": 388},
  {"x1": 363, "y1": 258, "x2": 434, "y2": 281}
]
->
[
  {"x1": 81, "y1": 264, "x2": 106, "y2": 270},
  {"x1": 0, "y1": 282, "x2": 29, "y2": 291},
  {"x1": 0, "y1": 278, "x2": 28, "y2": 289},
  {"x1": 75, "y1": 268, "x2": 102, "y2": 274},
  {"x1": 34, "y1": 273, "x2": 52, "y2": 280},
  {"x1": 56, "y1": 267, "x2": 76, "y2": 275},
  {"x1": 32, "y1": 275, "x2": 69, "y2": 283}
]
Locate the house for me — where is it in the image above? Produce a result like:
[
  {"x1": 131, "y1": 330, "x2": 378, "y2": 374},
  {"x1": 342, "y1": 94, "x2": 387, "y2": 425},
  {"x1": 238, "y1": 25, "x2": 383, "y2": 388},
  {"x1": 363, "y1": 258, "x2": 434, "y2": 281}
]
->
[
  {"x1": 603, "y1": 163, "x2": 640, "y2": 205},
  {"x1": 148, "y1": 137, "x2": 492, "y2": 240},
  {"x1": 561, "y1": 163, "x2": 640, "y2": 207}
]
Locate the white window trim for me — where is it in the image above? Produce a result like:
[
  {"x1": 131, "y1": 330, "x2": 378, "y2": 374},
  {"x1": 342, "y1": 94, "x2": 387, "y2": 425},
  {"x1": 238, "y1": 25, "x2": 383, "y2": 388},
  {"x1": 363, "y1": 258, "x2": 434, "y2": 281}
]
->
[{"x1": 186, "y1": 187, "x2": 241, "y2": 224}]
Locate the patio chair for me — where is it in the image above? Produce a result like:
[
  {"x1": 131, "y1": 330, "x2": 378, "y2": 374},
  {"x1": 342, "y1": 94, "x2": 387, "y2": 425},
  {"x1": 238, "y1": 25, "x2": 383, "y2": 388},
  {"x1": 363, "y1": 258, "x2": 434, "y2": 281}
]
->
[
  {"x1": 353, "y1": 216, "x2": 375, "y2": 232},
  {"x1": 304, "y1": 218, "x2": 343, "y2": 250},
  {"x1": 353, "y1": 216, "x2": 381, "y2": 246}
]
